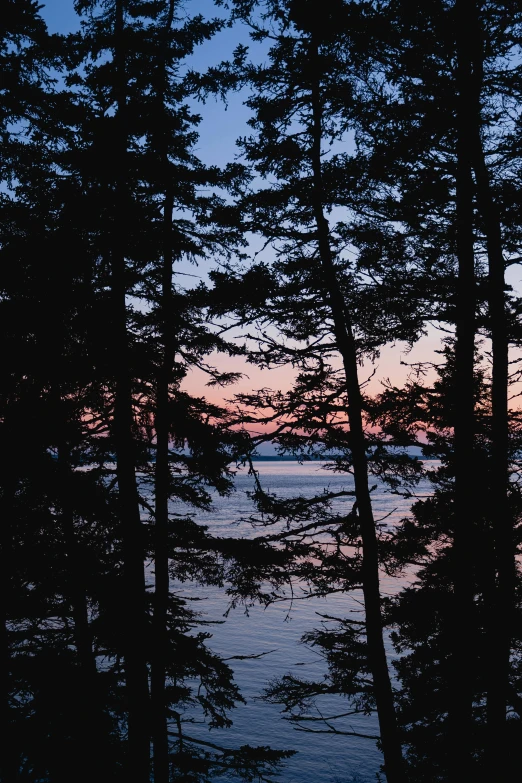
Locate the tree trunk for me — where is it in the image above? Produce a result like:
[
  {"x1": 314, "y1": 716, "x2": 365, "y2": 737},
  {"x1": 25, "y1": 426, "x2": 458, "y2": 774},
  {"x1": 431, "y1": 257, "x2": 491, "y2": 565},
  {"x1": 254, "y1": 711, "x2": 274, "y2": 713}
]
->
[
  {"x1": 471, "y1": 71, "x2": 512, "y2": 781},
  {"x1": 58, "y1": 443, "x2": 101, "y2": 783},
  {"x1": 0, "y1": 462, "x2": 18, "y2": 782},
  {"x1": 112, "y1": 1, "x2": 150, "y2": 778},
  {"x1": 449, "y1": 0, "x2": 477, "y2": 777},
  {"x1": 152, "y1": 5, "x2": 176, "y2": 781},
  {"x1": 309, "y1": 40, "x2": 405, "y2": 783},
  {"x1": 152, "y1": 183, "x2": 175, "y2": 783}
]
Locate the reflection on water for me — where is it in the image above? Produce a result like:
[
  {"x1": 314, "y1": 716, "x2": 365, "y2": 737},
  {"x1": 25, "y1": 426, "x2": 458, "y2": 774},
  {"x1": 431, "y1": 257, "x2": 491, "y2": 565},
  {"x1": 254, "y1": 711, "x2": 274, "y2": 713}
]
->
[{"x1": 170, "y1": 461, "x2": 426, "y2": 783}]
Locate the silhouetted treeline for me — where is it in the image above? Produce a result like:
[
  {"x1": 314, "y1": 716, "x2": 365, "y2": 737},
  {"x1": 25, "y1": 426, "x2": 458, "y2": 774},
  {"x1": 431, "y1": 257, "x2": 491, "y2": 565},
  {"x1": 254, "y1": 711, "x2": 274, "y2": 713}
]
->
[{"x1": 2, "y1": 0, "x2": 522, "y2": 781}]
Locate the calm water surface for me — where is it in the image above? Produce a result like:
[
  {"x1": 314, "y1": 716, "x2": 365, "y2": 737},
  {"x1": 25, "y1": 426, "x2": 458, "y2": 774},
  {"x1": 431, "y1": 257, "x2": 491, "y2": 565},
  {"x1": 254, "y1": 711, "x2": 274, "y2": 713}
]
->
[{"x1": 171, "y1": 461, "x2": 428, "y2": 782}]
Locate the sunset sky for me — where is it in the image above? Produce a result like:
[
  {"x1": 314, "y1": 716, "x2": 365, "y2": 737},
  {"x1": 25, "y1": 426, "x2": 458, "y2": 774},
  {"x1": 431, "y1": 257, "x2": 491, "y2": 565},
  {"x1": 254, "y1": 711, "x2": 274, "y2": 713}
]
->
[{"x1": 39, "y1": 1, "x2": 522, "y2": 416}]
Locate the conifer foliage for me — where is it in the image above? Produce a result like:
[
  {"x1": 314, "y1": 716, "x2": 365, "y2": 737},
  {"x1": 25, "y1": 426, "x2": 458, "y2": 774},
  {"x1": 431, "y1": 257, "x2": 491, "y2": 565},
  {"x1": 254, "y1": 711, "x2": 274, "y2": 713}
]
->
[
  {"x1": 1, "y1": 0, "x2": 289, "y2": 781},
  {"x1": 3, "y1": 0, "x2": 522, "y2": 781}
]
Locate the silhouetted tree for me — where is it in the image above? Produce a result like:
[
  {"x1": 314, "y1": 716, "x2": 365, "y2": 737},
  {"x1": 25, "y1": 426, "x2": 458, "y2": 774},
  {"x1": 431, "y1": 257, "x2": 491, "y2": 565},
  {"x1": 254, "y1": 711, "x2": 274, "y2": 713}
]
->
[
  {"x1": 1, "y1": 1, "x2": 292, "y2": 780},
  {"x1": 203, "y1": 1, "x2": 440, "y2": 778}
]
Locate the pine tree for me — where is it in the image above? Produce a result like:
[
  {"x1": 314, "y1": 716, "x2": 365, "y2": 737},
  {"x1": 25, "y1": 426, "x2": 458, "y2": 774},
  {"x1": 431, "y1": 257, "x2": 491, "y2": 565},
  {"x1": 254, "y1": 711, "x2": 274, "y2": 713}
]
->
[
  {"x1": 350, "y1": 1, "x2": 522, "y2": 777},
  {"x1": 1, "y1": 0, "x2": 293, "y2": 778},
  {"x1": 204, "y1": 1, "x2": 436, "y2": 778}
]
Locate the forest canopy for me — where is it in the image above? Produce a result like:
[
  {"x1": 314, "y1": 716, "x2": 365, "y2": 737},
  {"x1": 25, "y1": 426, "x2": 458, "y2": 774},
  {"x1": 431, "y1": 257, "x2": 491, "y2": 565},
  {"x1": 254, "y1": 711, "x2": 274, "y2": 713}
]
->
[{"x1": 2, "y1": 0, "x2": 522, "y2": 781}]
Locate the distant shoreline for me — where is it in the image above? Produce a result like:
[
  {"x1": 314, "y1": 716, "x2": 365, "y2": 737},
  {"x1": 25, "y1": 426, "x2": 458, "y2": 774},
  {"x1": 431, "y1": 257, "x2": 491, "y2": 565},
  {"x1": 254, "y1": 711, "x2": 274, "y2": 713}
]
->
[{"x1": 250, "y1": 454, "x2": 439, "y2": 461}]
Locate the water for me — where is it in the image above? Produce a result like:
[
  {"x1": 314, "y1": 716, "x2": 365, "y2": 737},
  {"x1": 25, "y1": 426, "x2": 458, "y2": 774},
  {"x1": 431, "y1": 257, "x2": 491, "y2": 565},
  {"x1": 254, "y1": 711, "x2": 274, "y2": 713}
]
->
[{"x1": 171, "y1": 461, "x2": 424, "y2": 782}]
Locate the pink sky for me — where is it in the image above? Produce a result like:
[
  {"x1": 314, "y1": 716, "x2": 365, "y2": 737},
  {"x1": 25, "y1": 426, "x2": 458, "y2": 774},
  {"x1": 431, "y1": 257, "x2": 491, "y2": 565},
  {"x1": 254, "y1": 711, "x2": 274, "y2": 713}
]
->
[{"x1": 182, "y1": 328, "x2": 445, "y2": 407}]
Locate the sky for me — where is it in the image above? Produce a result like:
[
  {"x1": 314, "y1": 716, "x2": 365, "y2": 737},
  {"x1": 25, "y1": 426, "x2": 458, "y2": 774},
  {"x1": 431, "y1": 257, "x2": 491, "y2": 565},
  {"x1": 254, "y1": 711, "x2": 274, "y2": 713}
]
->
[
  {"x1": 38, "y1": 1, "x2": 522, "y2": 431},
  {"x1": 38, "y1": 0, "x2": 445, "y2": 405},
  {"x1": 39, "y1": 0, "x2": 284, "y2": 399},
  {"x1": 40, "y1": 0, "x2": 258, "y2": 166}
]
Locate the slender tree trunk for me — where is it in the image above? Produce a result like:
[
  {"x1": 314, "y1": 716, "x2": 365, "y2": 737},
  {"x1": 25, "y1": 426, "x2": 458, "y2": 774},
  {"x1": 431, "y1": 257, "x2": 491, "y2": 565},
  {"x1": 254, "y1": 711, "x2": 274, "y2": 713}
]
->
[
  {"x1": 112, "y1": 1, "x2": 150, "y2": 778},
  {"x1": 449, "y1": 1, "x2": 477, "y2": 778},
  {"x1": 152, "y1": 6, "x2": 176, "y2": 781},
  {"x1": 309, "y1": 41, "x2": 405, "y2": 783},
  {"x1": 0, "y1": 616, "x2": 14, "y2": 783},
  {"x1": 0, "y1": 585, "x2": 11, "y2": 783},
  {"x1": 57, "y1": 442, "x2": 101, "y2": 782},
  {"x1": 152, "y1": 370, "x2": 170, "y2": 783},
  {"x1": 152, "y1": 184, "x2": 175, "y2": 783},
  {"x1": 0, "y1": 462, "x2": 18, "y2": 782},
  {"x1": 471, "y1": 70, "x2": 512, "y2": 780}
]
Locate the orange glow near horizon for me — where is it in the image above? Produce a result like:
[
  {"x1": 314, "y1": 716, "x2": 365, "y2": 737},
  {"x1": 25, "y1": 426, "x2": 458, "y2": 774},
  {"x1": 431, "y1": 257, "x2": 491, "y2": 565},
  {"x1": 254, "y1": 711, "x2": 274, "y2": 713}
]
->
[{"x1": 181, "y1": 329, "x2": 444, "y2": 407}]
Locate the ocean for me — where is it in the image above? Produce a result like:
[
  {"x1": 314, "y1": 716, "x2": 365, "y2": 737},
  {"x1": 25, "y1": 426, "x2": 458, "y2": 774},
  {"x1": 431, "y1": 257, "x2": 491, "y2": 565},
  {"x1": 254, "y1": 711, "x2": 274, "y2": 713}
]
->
[{"x1": 171, "y1": 460, "x2": 426, "y2": 782}]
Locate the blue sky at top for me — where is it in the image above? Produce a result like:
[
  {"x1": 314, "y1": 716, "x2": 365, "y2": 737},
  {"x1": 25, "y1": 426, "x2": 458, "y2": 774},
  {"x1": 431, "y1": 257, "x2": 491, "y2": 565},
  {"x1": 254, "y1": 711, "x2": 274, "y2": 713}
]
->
[
  {"x1": 37, "y1": 1, "x2": 283, "y2": 415},
  {"x1": 36, "y1": 1, "x2": 455, "y2": 416},
  {"x1": 39, "y1": 0, "x2": 258, "y2": 169}
]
